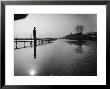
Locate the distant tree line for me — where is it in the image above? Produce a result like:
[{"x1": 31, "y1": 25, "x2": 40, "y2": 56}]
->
[{"x1": 62, "y1": 25, "x2": 97, "y2": 41}]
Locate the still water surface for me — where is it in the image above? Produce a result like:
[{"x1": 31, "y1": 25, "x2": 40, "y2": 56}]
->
[{"x1": 14, "y1": 39, "x2": 97, "y2": 76}]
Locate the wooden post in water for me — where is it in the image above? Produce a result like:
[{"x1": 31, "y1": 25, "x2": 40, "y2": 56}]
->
[
  {"x1": 33, "y1": 27, "x2": 36, "y2": 59},
  {"x1": 30, "y1": 35, "x2": 32, "y2": 47},
  {"x1": 39, "y1": 40, "x2": 40, "y2": 45},
  {"x1": 16, "y1": 38, "x2": 17, "y2": 49},
  {"x1": 30, "y1": 41, "x2": 32, "y2": 47},
  {"x1": 24, "y1": 41, "x2": 25, "y2": 48}
]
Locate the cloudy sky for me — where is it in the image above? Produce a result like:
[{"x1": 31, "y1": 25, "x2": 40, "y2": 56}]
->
[{"x1": 14, "y1": 14, "x2": 97, "y2": 38}]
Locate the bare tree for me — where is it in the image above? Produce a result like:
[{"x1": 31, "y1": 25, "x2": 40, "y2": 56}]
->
[
  {"x1": 74, "y1": 25, "x2": 85, "y2": 41},
  {"x1": 74, "y1": 25, "x2": 85, "y2": 34}
]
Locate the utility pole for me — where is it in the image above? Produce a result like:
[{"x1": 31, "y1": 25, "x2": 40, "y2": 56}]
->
[{"x1": 33, "y1": 27, "x2": 36, "y2": 59}]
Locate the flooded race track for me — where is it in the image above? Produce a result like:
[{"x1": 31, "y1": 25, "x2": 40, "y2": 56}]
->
[{"x1": 14, "y1": 39, "x2": 97, "y2": 76}]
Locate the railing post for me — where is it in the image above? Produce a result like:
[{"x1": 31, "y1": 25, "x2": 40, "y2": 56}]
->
[
  {"x1": 30, "y1": 41, "x2": 32, "y2": 47},
  {"x1": 24, "y1": 41, "x2": 25, "y2": 48},
  {"x1": 30, "y1": 36, "x2": 32, "y2": 47},
  {"x1": 16, "y1": 38, "x2": 17, "y2": 49}
]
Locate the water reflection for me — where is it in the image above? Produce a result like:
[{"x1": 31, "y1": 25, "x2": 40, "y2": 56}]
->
[
  {"x1": 14, "y1": 39, "x2": 97, "y2": 76},
  {"x1": 27, "y1": 59, "x2": 38, "y2": 76},
  {"x1": 30, "y1": 70, "x2": 36, "y2": 76},
  {"x1": 65, "y1": 40, "x2": 88, "y2": 54},
  {"x1": 75, "y1": 46, "x2": 83, "y2": 54}
]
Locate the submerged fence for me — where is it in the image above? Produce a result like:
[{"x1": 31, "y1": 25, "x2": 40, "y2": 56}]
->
[{"x1": 14, "y1": 38, "x2": 55, "y2": 49}]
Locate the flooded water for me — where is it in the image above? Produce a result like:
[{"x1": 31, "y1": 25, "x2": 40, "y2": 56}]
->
[{"x1": 14, "y1": 39, "x2": 97, "y2": 76}]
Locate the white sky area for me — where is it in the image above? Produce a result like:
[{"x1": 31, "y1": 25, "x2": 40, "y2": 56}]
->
[{"x1": 14, "y1": 14, "x2": 97, "y2": 38}]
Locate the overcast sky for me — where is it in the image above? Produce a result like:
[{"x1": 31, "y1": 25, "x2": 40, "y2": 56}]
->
[{"x1": 14, "y1": 14, "x2": 97, "y2": 38}]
